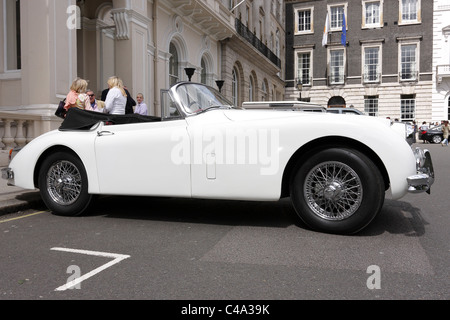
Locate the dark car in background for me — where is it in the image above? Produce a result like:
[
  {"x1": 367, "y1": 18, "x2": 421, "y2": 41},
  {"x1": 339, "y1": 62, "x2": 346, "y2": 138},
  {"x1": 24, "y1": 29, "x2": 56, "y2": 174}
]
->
[{"x1": 420, "y1": 126, "x2": 443, "y2": 144}]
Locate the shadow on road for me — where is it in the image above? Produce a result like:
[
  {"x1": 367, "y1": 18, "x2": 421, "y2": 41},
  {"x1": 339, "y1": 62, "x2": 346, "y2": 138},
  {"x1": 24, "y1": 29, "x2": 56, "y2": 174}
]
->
[
  {"x1": 86, "y1": 195, "x2": 428, "y2": 237},
  {"x1": 359, "y1": 199, "x2": 428, "y2": 237}
]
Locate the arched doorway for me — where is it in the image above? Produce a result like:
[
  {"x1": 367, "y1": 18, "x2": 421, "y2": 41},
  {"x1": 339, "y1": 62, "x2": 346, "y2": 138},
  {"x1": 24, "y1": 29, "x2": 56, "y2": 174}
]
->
[{"x1": 328, "y1": 96, "x2": 346, "y2": 108}]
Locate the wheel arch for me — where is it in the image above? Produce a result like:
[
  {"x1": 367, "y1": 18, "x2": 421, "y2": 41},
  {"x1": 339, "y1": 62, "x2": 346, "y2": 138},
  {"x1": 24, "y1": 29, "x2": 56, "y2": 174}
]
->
[
  {"x1": 280, "y1": 136, "x2": 390, "y2": 198},
  {"x1": 33, "y1": 145, "x2": 82, "y2": 188}
]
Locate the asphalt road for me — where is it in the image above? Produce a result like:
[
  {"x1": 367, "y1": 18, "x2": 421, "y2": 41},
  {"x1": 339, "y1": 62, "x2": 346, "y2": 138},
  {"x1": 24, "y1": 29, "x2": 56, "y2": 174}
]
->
[{"x1": 0, "y1": 143, "x2": 448, "y2": 305}]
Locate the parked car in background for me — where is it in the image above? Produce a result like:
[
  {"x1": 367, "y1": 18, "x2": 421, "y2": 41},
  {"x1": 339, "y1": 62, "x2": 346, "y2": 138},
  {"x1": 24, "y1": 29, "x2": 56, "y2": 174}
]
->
[
  {"x1": 326, "y1": 107, "x2": 365, "y2": 115},
  {"x1": 242, "y1": 101, "x2": 326, "y2": 113},
  {"x1": 420, "y1": 126, "x2": 443, "y2": 144},
  {"x1": 2, "y1": 82, "x2": 434, "y2": 235}
]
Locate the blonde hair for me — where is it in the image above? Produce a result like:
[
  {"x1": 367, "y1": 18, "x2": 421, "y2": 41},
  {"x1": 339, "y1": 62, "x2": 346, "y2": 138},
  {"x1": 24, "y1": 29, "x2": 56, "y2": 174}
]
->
[
  {"x1": 107, "y1": 76, "x2": 127, "y2": 97},
  {"x1": 70, "y1": 78, "x2": 88, "y2": 93}
]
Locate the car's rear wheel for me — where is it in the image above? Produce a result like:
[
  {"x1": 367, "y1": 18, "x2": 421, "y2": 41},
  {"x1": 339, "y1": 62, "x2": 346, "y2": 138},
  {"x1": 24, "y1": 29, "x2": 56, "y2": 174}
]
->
[
  {"x1": 432, "y1": 135, "x2": 442, "y2": 144},
  {"x1": 38, "y1": 151, "x2": 93, "y2": 216},
  {"x1": 290, "y1": 148, "x2": 385, "y2": 234}
]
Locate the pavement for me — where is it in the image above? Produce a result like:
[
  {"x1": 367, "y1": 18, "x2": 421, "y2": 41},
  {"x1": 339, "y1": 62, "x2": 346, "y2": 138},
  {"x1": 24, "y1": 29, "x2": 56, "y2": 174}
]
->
[{"x1": 0, "y1": 166, "x2": 44, "y2": 217}]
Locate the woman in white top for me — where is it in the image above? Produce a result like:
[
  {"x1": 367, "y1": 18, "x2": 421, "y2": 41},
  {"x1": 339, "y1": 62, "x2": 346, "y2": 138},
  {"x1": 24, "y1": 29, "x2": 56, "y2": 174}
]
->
[{"x1": 104, "y1": 76, "x2": 127, "y2": 115}]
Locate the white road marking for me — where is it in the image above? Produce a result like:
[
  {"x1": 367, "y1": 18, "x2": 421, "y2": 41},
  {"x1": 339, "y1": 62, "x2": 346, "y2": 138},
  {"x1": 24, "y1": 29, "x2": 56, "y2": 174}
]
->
[{"x1": 51, "y1": 247, "x2": 130, "y2": 291}]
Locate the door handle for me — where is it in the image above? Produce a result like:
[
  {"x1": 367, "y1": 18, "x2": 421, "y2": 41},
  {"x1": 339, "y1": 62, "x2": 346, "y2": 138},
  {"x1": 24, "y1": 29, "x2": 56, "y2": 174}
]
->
[{"x1": 97, "y1": 131, "x2": 115, "y2": 137}]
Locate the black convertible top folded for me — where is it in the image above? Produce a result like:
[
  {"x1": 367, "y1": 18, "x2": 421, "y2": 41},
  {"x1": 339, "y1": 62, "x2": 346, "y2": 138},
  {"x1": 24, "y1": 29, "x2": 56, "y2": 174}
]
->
[{"x1": 59, "y1": 108, "x2": 161, "y2": 130}]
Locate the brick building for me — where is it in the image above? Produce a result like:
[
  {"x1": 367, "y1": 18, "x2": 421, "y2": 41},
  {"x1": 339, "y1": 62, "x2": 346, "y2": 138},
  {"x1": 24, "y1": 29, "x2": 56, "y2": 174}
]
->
[{"x1": 285, "y1": 0, "x2": 434, "y2": 122}]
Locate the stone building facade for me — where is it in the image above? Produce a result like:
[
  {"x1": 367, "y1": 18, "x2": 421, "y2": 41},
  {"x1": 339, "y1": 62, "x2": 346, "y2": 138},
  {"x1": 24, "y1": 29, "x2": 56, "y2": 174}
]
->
[
  {"x1": 433, "y1": 0, "x2": 450, "y2": 122},
  {"x1": 0, "y1": 0, "x2": 285, "y2": 121},
  {"x1": 285, "y1": 0, "x2": 434, "y2": 122}
]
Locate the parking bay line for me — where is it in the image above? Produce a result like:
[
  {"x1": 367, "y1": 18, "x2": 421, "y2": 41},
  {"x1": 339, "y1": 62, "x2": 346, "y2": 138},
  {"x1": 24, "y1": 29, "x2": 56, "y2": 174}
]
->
[
  {"x1": 0, "y1": 211, "x2": 48, "y2": 223},
  {"x1": 51, "y1": 247, "x2": 130, "y2": 291}
]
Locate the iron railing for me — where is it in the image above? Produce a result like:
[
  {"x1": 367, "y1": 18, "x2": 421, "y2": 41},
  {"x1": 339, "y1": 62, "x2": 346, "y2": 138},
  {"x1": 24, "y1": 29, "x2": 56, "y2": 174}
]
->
[{"x1": 235, "y1": 19, "x2": 281, "y2": 68}]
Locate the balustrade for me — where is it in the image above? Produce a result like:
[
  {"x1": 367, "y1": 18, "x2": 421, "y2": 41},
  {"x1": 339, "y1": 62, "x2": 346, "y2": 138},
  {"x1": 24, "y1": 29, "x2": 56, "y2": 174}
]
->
[{"x1": 0, "y1": 112, "x2": 61, "y2": 150}]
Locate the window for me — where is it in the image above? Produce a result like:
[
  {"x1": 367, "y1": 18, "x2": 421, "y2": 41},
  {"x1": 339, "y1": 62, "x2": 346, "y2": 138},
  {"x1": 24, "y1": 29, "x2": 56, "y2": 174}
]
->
[
  {"x1": 364, "y1": 96, "x2": 379, "y2": 116},
  {"x1": 399, "y1": 0, "x2": 421, "y2": 25},
  {"x1": 295, "y1": 7, "x2": 313, "y2": 34},
  {"x1": 328, "y1": 4, "x2": 347, "y2": 31},
  {"x1": 329, "y1": 49, "x2": 345, "y2": 84},
  {"x1": 275, "y1": 29, "x2": 280, "y2": 57},
  {"x1": 363, "y1": 0, "x2": 383, "y2": 28},
  {"x1": 448, "y1": 97, "x2": 450, "y2": 121},
  {"x1": 229, "y1": 0, "x2": 234, "y2": 10},
  {"x1": 401, "y1": 94, "x2": 415, "y2": 121},
  {"x1": 201, "y1": 58, "x2": 207, "y2": 84},
  {"x1": 169, "y1": 43, "x2": 179, "y2": 86},
  {"x1": 232, "y1": 68, "x2": 238, "y2": 106},
  {"x1": 249, "y1": 75, "x2": 254, "y2": 102},
  {"x1": 245, "y1": 5, "x2": 250, "y2": 27},
  {"x1": 400, "y1": 44, "x2": 418, "y2": 81},
  {"x1": 296, "y1": 51, "x2": 312, "y2": 85},
  {"x1": 4, "y1": 0, "x2": 21, "y2": 71},
  {"x1": 261, "y1": 80, "x2": 268, "y2": 101},
  {"x1": 363, "y1": 46, "x2": 381, "y2": 83}
]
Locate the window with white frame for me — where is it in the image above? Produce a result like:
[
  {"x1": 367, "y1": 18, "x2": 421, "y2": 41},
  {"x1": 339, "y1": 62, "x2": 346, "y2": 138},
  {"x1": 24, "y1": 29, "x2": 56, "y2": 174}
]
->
[
  {"x1": 328, "y1": 3, "x2": 347, "y2": 31},
  {"x1": 296, "y1": 50, "x2": 312, "y2": 85},
  {"x1": 364, "y1": 96, "x2": 379, "y2": 116},
  {"x1": 329, "y1": 48, "x2": 345, "y2": 84},
  {"x1": 363, "y1": 46, "x2": 381, "y2": 83},
  {"x1": 401, "y1": 94, "x2": 415, "y2": 121},
  {"x1": 4, "y1": 0, "x2": 21, "y2": 71},
  {"x1": 295, "y1": 7, "x2": 314, "y2": 34},
  {"x1": 399, "y1": 43, "x2": 418, "y2": 81},
  {"x1": 399, "y1": 0, "x2": 421, "y2": 25},
  {"x1": 362, "y1": 0, "x2": 383, "y2": 28}
]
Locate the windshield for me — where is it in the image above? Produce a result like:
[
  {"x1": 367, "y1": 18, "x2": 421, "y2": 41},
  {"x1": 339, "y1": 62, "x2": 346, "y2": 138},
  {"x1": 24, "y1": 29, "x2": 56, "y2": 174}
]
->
[{"x1": 175, "y1": 83, "x2": 236, "y2": 114}]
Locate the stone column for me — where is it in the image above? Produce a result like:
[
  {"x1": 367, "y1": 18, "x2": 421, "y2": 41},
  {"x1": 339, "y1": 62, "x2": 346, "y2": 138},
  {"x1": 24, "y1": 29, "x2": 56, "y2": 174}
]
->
[
  {"x1": 19, "y1": 0, "x2": 77, "y2": 116},
  {"x1": 112, "y1": 0, "x2": 151, "y2": 102}
]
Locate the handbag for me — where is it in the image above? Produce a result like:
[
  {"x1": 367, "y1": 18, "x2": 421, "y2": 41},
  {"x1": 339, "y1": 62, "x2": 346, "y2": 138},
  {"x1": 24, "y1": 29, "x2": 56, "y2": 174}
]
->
[{"x1": 55, "y1": 99, "x2": 67, "y2": 118}]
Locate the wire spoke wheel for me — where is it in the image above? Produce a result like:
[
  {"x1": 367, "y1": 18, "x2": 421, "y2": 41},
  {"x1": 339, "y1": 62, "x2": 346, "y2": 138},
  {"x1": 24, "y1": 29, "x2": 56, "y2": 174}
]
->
[
  {"x1": 46, "y1": 160, "x2": 82, "y2": 206},
  {"x1": 304, "y1": 161, "x2": 363, "y2": 221},
  {"x1": 290, "y1": 148, "x2": 384, "y2": 234}
]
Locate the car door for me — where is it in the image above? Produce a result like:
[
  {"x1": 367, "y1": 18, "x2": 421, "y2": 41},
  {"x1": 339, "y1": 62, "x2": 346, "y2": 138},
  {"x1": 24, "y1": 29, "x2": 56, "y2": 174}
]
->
[{"x1": 94, "y1": 119, "x2": 191, "y2": 197}]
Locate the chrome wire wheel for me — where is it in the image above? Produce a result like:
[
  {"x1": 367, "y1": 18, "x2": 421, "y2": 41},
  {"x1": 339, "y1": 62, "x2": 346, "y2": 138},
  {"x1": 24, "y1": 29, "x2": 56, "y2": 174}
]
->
[
  {"x1": 46, "y1": 160, "x2": 82, "y2": 206},
  {"x1": 303, "y1": 161, "x2": 363, "y2": 221}
]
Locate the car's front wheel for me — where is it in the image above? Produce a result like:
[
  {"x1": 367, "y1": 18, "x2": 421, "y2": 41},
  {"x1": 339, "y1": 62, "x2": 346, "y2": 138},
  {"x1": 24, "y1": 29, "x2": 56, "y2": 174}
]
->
[
  {"x1": 38, "y1": 151, "x2": 93, "y2": 216},
  {"x1": 290, "y1": 148, "x2": 385, "y2": 234}
]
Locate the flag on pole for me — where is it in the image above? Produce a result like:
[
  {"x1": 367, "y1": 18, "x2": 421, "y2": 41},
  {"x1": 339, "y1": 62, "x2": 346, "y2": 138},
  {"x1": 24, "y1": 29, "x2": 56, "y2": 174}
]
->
[
  {"x1": 322, "y1": 13, "x2": 330, "y2": 47},
  {"x1": 341, "y1": 12, "x2": 347, "y2": 46}
]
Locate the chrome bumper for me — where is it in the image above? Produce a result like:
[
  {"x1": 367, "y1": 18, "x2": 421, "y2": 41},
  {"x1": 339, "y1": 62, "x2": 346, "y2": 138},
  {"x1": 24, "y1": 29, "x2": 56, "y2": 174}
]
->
[{"x1": 407, "y1": 148, "x2": 434, "y2": 194}]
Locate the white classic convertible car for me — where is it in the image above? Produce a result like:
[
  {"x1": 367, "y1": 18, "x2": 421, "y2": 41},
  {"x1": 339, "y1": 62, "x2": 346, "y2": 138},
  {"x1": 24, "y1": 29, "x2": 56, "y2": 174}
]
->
[{"x1": 2, "y1": 82, "x2": 434, "y2": 234}]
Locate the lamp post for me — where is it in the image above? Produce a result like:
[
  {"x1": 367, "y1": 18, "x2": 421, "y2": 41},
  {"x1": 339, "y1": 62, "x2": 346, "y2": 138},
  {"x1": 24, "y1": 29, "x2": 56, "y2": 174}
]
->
[
  {"x1": 296, "y1": 78, "x2": 303, "y2": 101},
  {"x1": 215, "y1": 80, "x2": 224, "y2": 93},
  {"x1": 184, "y1": 67, "x2": 196, "y2": 81}
]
